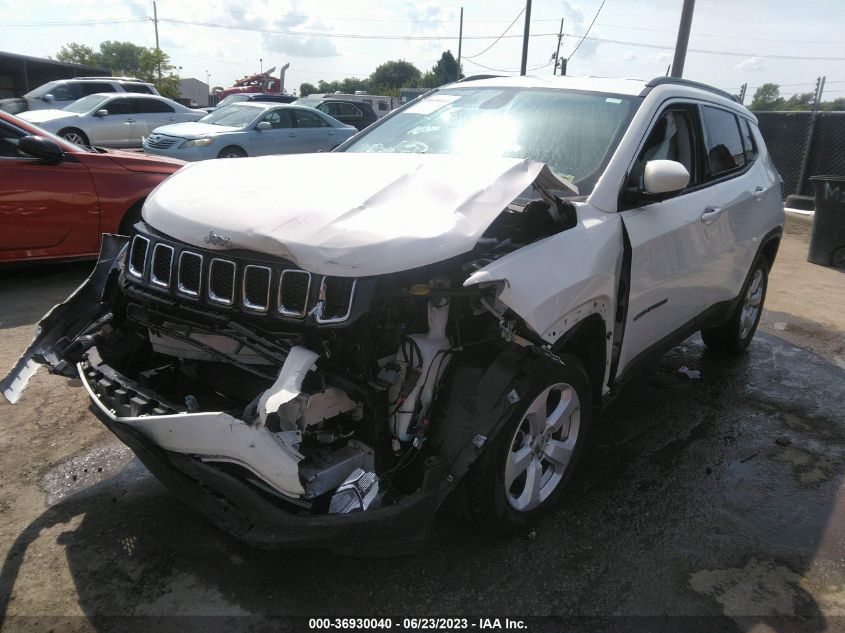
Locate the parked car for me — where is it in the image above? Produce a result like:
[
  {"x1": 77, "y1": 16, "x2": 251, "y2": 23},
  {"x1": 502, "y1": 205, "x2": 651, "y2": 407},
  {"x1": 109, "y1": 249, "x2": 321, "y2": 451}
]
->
[
  {"x1": 18, "y1": 94, "x2": 206, "y2": 148},
  {"x1": 302, "y1": 92, "x2": 397, "y2": 118},
  {"x1": 296, "y1": 98, "x2": 378, "y2": 131},
  {"x1": 202, "y1": 92, "x2": 297, "y2": 113},
  {"x1": 0, "y1": 76, "x2": 159, "y2": 115},
  {"x1": 0, "y1": 110, "x2": 183, "y2": 264},
  {"x1": 143, "y1": 102, "x2": 356, "y2": 160},
  {"x1": 3, "y1": 76, "x2": 784, "y2": 553}
]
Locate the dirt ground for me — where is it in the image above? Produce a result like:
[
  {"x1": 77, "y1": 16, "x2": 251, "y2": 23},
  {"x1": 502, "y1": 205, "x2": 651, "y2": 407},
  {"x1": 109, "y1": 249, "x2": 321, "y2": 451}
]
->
[{"x1": 0, "y1": 213, "x2": 843, "y2": 632}]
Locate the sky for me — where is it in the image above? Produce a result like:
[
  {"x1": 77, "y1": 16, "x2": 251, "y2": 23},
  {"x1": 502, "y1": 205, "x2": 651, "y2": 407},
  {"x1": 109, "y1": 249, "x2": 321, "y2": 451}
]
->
[{"x1": 1, "y1": 0, "x2": 844, "y2": 103}]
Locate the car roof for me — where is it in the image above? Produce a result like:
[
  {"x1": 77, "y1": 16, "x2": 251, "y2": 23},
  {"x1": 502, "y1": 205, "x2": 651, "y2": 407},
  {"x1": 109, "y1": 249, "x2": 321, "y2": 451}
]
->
[
  {"x1": 452, "y1": 75, "x2": 649, "y2": 96},
  {"x1": 88, "y1": 92, "x2": 168, "y2": 99}
]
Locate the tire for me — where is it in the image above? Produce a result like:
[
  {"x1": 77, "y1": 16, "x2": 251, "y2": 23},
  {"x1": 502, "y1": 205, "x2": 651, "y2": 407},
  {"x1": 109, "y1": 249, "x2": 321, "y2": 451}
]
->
[
  {"x1": 58, "y1": 128, "x2": 89, "y2": 146},
  {"x1": 701, "y1": 259, "x2": 768, "y2": 354},
  {"x1": 455, "y1": 354, "x2": 592, "y2": 534},
  {"x1": 118, "y1": 201, "x2": 144, "y2": 236},
  {"x1": 217, "y1": 146, "x2": 246, "y2": 158}
]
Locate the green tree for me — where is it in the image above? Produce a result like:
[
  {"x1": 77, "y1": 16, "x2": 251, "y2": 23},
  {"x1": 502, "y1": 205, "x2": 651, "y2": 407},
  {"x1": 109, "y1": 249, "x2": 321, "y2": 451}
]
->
[
  {"x1": 821, "y1": 97, "x2": 845, "y2": 111},
  {"x1": 55, "y1": 41, "x2": 180, "y2": 99},
  {"x1": 369, "y1": 60, "x2": 421, "y2": 91},
  {"x1": 300, "y1": 82, "x2": 318, "y2": 97},
  {"x1": 421, "y1": 50, "x2": 462, "y2": 87},
  {"x1": 782, "y1": 91, "x2": 814, "y2": 111},
  {"x1": 749, "y1": 83, "x2": 784, "y2": 111}
]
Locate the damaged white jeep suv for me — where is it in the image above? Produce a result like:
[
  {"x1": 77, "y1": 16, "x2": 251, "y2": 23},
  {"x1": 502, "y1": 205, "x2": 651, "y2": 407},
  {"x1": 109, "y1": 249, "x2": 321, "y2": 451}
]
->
[{"x1": 3, "y1": 76, "x2": 784, "y2": 553}]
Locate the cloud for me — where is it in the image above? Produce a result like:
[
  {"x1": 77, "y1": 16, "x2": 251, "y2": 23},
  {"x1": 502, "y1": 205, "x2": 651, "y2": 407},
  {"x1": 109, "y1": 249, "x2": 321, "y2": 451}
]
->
[
  {"x1": 735, "y1": 56, "x2": 765, "y2": 72},
  {"x1": 215, "y1": 0, "x2": 340, "y2": 58}
]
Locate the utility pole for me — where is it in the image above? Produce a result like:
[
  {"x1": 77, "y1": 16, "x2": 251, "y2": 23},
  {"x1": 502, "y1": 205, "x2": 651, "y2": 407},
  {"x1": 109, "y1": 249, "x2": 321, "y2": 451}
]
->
[
  {"x1": 152, "y1": 1, "x2": 161, "y2": 80},
  {"x1": 520, "y1": 0, "x2": 532, "y2": 76},
  {"x1": 739, "y1": 82, "x2": 747, "y2": 104},
  {"x1": 553, "y1": 18, "x2": 564, "y2": 75},
  {"x1": 670, "y1": 0, "x2": 695, "y2": 78},
  {"x1": 457, "y1": 7, "x2": 463, "y2": 81},
  {"x1": 797, "y1": 76, "x2": 826, "y2": 195}
]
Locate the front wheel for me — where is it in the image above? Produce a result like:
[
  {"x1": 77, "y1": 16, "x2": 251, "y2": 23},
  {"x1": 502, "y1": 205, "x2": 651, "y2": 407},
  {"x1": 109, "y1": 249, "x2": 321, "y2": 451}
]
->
[
  {"x1": 702, "y1": 260, "x2": 768, "y2": 353},
  {"x1": 217, "y1": 146, "x2": 246, "y2": 158},
  {"x1": 454, "y1": 354, "x2": 592, "y2": 534},
  {"x1": 58, "y1": 128, "x2": 89, "y2": 146}
]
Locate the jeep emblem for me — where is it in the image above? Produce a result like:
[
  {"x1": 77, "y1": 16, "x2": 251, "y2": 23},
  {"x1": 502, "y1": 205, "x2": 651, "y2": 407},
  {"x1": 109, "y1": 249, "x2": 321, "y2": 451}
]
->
[{"x1": 203, "y1": 230, "x2": 231, "y2": 247}]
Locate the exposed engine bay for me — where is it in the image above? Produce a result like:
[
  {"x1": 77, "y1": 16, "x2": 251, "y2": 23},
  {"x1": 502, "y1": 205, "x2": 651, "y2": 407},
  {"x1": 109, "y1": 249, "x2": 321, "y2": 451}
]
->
[{"x1": 74, "y1": 188, "x2": 578, "y2": 514}]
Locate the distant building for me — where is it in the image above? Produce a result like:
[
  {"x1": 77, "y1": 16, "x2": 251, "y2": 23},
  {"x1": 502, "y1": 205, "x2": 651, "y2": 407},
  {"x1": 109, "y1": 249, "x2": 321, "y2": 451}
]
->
[
  {"x1": 178, "y1": 78, "x2": 209, "y2": 107},
  {"x1": 0, "y1": 51, "x2": 109, "y2": 99}
]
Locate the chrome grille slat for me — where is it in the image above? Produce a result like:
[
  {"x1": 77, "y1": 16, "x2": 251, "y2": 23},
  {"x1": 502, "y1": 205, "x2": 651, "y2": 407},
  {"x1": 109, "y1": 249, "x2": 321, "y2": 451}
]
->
[
  {"x1": 150, "y1": 243, "x2": 174, "y2": 288},
  {"x1": 208, "y1": 258, "x2": 236, "y2": 305},
  {"x1": 317, "y1": 277, "x2": 356, "y2": 324},
  {"x1": 278, "y1": 270, "x2": 311, "y2": 317},
  {"x1": 177, "y1": 251, "x2": 203, "y2": 297},
  {"x1": 242, "y1": 265, "x2": 271, "y2": 313},
  {"x1": 128, "y1": 235, "x2": 149, "y2": 278}
]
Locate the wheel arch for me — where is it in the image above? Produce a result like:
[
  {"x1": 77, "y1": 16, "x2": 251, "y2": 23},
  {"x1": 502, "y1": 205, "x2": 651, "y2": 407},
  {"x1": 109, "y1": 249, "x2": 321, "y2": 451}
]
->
[
  {"x1": 551, "y1": 313, "x2": 607, "y2": 406},
  {"x1": 118, "y1": 198, "x2": 146, "y2": 236}
]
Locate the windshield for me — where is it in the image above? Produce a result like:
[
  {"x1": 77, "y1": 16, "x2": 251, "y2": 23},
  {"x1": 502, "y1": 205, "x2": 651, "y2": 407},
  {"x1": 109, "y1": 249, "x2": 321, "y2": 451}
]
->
[
  {"x1": 296, "y1": 98, "x2": 321, "y2": 108},
  {"x1": 342, "y1": 87, "x2": 639, "y2": 191},
  {"x1": 215, "y1": 94, "x2": 251, "y2": 109},
  {"x1": 199, "y1": 104, "x2": 262, "y2": 128},
  {"x1": 63, "y1": 95, "x2": 109, "y2": 114}
]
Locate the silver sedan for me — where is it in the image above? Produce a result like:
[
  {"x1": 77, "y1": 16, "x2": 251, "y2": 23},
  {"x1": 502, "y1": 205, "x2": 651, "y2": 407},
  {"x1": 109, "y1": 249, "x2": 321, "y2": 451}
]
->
[
  {"x1": 142, "y1": 103, "x2": 357, "y2": 161},
  {"x1": 18, "y1": 93, "x2": 206, "y2": 148}
]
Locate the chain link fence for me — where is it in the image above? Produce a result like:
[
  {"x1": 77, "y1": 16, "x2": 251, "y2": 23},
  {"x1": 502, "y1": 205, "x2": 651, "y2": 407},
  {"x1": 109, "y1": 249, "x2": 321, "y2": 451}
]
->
[{"x1": 756, "y1": 111, "x2": 845, "y2": 197}]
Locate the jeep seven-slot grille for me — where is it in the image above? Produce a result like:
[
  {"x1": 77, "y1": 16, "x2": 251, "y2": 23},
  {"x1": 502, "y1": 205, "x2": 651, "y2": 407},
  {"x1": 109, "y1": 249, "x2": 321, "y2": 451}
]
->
[{"x1": 124, "y1": 233, "x2": 357, "y2": 323}]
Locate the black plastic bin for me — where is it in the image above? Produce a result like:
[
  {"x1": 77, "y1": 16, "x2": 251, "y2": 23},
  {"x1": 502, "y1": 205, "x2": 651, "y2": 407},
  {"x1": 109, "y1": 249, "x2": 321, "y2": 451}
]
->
[{"x1": 809, "y1": 175, "x2": 845, "y2": 268}]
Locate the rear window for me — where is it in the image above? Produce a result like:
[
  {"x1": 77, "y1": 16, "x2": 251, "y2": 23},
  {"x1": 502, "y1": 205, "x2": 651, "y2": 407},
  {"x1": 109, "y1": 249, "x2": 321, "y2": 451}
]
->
[{"x1": 701, "y1": 105, "x2": 746, "y2": 178}]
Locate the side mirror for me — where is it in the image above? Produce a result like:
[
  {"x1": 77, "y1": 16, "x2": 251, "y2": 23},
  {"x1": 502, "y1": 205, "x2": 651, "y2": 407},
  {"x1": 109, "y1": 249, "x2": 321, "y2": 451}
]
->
[
  {"x1": 256, "y1": 121, "x2": 272, "y2": 131},
  {"x1": 95, "y1": 109, "x2": 109, "y2": 117},
  {"x1": 43, "y1": 94, "x2": 55, "y2": 103},
  {"x1": 643, "y1": 160, "x2": 690, "y2": 195},
  {"x1": 18, "y1": 135, "x2": 64, "y2": 163}
]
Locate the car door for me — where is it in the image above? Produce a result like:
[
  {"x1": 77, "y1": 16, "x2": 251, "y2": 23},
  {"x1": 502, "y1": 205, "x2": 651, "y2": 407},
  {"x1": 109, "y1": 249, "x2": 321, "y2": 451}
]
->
[
  {"x1": 131, "y1": 98, "x2": 176, "y2": 143},
  {"x1": 249, "y1": 108, "x2": 296, "y2": 156},
  {"x1": 88, "y1": 96, "x2": 138, "y2": 147},
  {"x1": 0, "y1": 120, "x2": 100, "y2": 260},
  {"x1": 292, "y1": 109, "x2": 335, "y2": 152},
  {"x1": 616, "y1": 102, "x2": 734, "y2": 375}
]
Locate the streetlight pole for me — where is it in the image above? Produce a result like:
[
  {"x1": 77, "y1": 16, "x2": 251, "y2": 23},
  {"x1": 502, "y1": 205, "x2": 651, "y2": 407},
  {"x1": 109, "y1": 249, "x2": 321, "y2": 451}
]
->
[
  {"x1": 670, "y1": 0, "x2": 695, "y2": 78},
  {"x1": 456, "y1": 7, "x2": 463, "y2": 81},
  {"x1": 520, "y1": 0, "x2": 532, "y2": 76}
]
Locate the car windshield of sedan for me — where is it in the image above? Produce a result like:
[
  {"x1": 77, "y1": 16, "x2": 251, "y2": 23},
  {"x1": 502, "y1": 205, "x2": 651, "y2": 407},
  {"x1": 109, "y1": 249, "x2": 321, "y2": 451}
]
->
[
  {"x1": 342, "y1": 87, "x2": 639, "y2": 189},
  {"x1": 199, "y1": 104, "x2": 262, "y2": 128},
  {"x1": 62, "y1": 95, "x2": 110, "y2": 114}
]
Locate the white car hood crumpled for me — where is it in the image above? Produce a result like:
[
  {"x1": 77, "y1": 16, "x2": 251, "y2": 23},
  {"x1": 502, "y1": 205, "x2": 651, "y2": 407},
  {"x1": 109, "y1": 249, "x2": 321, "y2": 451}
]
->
[{"x1": 143, "y1": 152, "x2": 576, "y2": 277}]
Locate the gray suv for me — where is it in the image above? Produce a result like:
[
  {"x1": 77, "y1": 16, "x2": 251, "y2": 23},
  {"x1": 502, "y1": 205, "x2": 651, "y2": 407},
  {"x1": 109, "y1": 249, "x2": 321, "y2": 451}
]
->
[{"x1": 0, "y1": 77, "x2": 160, "y2": 115}]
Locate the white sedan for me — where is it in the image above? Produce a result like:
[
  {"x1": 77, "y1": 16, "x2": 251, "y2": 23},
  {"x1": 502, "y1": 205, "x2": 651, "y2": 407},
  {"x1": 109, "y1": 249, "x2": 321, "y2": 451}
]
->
[{"x1": 19, "y1": 93, "x2": 206, "y2": 148}]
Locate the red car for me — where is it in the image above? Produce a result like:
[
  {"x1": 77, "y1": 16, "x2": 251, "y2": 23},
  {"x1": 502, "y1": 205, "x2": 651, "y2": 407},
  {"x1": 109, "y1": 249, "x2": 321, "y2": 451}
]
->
[{"x1": 0, "y1": 111, "x2": 184, "y2": 264}]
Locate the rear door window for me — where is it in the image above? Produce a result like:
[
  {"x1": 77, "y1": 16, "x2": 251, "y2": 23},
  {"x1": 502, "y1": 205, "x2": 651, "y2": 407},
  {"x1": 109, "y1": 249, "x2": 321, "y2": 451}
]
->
[
  {"x1": 740, "y1": 118, "x2": 757, "y2": 163},
  {"x1": 80, "y1": 82, "x2": 116, "y2": 96},
  {"x1": 133, "y1": 98, "x2": 174, "y2": 113},
  {"x1": 701, "y1": 105, "x2": 746, "y2": 178},
  {"x1": 295, "y1": 110, "x2": 330, "y2": 128}
]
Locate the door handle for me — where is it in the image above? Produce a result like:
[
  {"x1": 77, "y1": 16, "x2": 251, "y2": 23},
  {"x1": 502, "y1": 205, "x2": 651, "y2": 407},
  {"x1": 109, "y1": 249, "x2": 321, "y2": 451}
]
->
[
  {"x1": 754, "y1": 185, "x2": 765, "y2": 201},
  {"x1": 125, "y1": 118, "x2": 135, "y2": 123},
  {"x1": 328, "y1": 131, "x2": 336, "y2": 135},
  {"x1": 700, "y1": 207, "x2": 723, "y2": 224},
  {"x1": 288, "y1": 132, "x2": 296, "y2": 137}
]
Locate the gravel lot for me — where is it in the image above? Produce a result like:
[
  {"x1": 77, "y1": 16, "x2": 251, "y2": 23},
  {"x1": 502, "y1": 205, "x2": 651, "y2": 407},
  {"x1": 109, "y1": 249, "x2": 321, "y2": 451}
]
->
[{"x1": 0, "y1": 214, "x2": 842, "y2": 632}]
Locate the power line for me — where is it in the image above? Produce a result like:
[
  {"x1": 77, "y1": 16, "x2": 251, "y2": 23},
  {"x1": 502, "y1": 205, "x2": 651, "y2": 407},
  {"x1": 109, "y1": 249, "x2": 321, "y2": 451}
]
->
[
  {"x1": 463, "y1": 7, "x2": 525, "y2": 59},
  {"x1": 567, "y1": 0, "x2": 606, "y2": 60},
  {"x1": 462, "y1": 57, "x2": 551, "y2": 74},
  {"x1": 2, "y1": 17, "x2": 147, "y2": 26}
]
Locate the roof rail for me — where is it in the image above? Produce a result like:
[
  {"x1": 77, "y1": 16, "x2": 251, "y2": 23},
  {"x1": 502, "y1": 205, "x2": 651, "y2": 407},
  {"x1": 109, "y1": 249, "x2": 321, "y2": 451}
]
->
[
  {"x1": 76, "y1": 76, "x2": 147, "y2": 82},
  {"x1": 456, "y1": 74, "x2": 502, "y2": 83},
  {"x1": 641, "y1": 77, "x2": 740, "y2": 103}
]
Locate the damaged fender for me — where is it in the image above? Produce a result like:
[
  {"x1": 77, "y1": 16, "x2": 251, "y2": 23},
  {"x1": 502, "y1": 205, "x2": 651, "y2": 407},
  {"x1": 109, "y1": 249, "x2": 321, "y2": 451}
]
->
[{"x1": 1, "y1": 234, "x2": 128, "y2": 404}]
